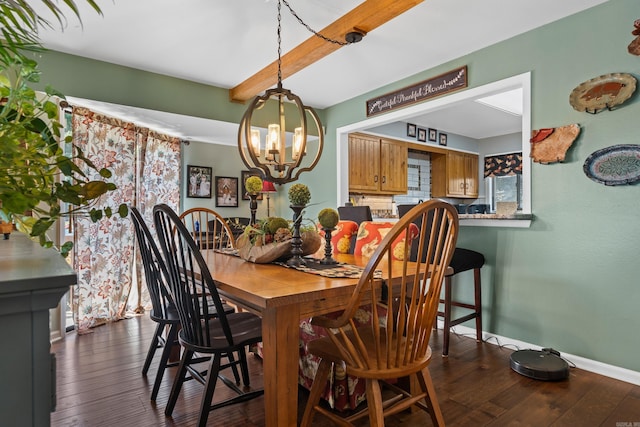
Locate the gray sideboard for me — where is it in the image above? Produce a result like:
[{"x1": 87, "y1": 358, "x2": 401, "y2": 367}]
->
[{"x1": 0, "y1": 233, "x2": 76, "y2": 426}]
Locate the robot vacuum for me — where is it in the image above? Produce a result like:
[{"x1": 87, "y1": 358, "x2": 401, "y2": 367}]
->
[{"x1": 510, "y1": 348, "x2": 570, "y2": 381}]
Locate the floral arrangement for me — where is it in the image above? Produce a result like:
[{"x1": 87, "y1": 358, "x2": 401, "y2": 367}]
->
[{"x1": 236, "y1": 215, "x2": 321, "y2": 263}]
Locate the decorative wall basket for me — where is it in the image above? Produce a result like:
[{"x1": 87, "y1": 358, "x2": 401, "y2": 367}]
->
[
  {"x1": 583, "y1": 144, "x2": 640, "y2": 186},
  {"x1": 569, "y1": 73, "x2": 637, "y2": 114},
  {"x1": 530, "y1": 124, "x2": 580, "y2": 164},
  {"x1": 236, "y1": 231, "x2": 321, "y2": 264}
]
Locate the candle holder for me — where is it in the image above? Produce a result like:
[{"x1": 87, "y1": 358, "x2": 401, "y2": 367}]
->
[
  {"x1": 287, "y1": 204, "x2": 306, "y2": 267},
  {"x1": 320, "y1": 227, "x2": 337, "y2": 265},
  {"x1": 248, "y1": 193, "x2": 259, "y2": 224}
]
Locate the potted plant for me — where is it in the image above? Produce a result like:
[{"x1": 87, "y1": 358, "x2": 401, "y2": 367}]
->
[{"x1": 0, "y1": 1, "x2": 126, "y2": 255}]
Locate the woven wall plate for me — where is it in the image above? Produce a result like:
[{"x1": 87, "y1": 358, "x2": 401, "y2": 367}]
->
[
  {"x1": 569, "y1": 73, "x2": 636, "y2": 113},
  {"x1": 583, "y1": 144, "x2": 640, "y2": 185}
]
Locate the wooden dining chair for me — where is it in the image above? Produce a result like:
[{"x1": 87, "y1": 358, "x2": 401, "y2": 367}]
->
[
  {"x1": 153, "y1": 204, "x2": 263, "y2": 427},
  {"x1": 179, "y1": 207, "x2": 236, "y2": 250},
  {"x1": 398, "y1": 203, "x2": 485, "y2": 356},
  {"x1": 301, "y1": 200, "x2": 458, "y2": 426}
]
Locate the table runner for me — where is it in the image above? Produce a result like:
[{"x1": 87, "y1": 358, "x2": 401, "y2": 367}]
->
[
  {"x1": 274, "y1": 257, "x2": 382, "y2": 279},
  {"x1": 215, "y1": 249, "x2": 379, "y2": 279}
]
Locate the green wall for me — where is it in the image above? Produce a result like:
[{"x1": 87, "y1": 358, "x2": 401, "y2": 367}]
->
[{"x1": 35, "y1": 0, "x2": 640, "y2": 373}]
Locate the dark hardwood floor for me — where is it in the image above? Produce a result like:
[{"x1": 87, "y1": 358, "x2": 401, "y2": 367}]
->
[{"x1": 51, "y1": 314, "x2": 640, "y2": 426}]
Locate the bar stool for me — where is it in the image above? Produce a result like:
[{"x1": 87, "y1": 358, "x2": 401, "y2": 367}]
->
[{"x1": 397, "y1": 204, "x2": 485, "y2": 356}]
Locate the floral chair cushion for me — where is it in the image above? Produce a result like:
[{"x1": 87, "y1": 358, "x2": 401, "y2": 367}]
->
[
  {"x1": 354, "y1": 221, "x2": 419, "y2": 260},
  {"x1": 315, "y1": 220, "x2": 359, "y2": 256}
]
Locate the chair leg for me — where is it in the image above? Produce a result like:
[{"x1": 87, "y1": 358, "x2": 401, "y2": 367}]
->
[
  {"x1": 142, "y1": 321, "x2": 163, "y2": 376},
  {"x1": 473, "y1": 267, "x2": 483, "y2": 342},
  {"x1": 226, "y1": 351, "x2": 241, "y2": 385},
  {"x1": 416, "y1": 368, "x2": 445, "y2": 427},
  {"x1": 366, "y1": 379, "x2": 384, "y2": 427},
  {"x1": 151, "y1": 323, "x2": 178, "y2": 401},
  {"x1": 300, "y1": 359, "x2": 332, "y2": 427},
  {"x1": 165, "y1": 349, "x2": 193, "y2": 417},
  {"x1": 196, "y1": 355, "x2": 221, "y2": 427},
  {"x1": 442, "y1": 276, "x2": 453, "y2": 357},
  {"x1": 238, "y1": 347, "x2": 251, "y2": 386}
]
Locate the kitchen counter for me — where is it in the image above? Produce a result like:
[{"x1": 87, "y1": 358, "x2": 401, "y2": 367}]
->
[{"x1": 459, "y1": 213, "x2": 533, "y2": 228}]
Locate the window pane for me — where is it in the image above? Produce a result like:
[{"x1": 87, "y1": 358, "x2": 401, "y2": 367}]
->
[{"x1": 495, "y1": 175, "x2": 518, "y2": 202}]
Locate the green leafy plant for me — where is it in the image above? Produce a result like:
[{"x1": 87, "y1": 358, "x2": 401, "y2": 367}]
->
[
  {"x1": 288, "y1": 183, "x2": 311, "y2": 206},
  {"x1": 0, "y1": 1, "x2": 127, "y2": 256}
]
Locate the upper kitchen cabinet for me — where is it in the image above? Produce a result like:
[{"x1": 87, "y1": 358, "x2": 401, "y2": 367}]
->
[
  {"x1": 348, "y1": 133, "x2": 407, "y2": 195},
  {"x1": 431, "y1": 151, "x2": 479, "y2": 198}
]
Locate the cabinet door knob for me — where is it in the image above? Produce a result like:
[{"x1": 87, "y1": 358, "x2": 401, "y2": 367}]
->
[
  {"x1": 382, "y1": 176, "x2": 386, "y2": 184},
  {"x1": 374, "y1": 175, "x2": 379, "y2": 183}
]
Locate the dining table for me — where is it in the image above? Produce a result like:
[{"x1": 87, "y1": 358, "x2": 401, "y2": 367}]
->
[{"x1": 202, "y1": 250, "x2": 448, "y2": 427}]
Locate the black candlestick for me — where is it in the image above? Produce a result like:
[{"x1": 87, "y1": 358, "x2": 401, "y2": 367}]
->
[
  {"x1": 320, "y1": 227, "x2": 337, "y2": 265},
  {"x1": 248, "y1": 193, "x2": 258, "y2": 224},
  {"x1": 287, "y1": 205, "x2": 306, "y2": 267}
]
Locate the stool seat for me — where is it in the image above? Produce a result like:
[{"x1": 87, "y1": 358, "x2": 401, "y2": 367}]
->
[{"x1": 448, "y1": 248, "x2": 485, "y2": 275}]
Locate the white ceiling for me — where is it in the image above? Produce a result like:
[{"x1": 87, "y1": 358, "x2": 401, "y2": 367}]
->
[{"x1": 35, "y1": 0, "x2": 607, "y2": 144}]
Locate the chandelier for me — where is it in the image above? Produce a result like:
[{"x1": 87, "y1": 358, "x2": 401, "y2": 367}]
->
[{"x1": 238, "y1": 0, "x2": 364, "y2": 184}]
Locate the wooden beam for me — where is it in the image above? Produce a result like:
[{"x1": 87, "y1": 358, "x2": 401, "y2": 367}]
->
[{"x1": 229, "y1": 0, "x2": 423, "y2": 103}]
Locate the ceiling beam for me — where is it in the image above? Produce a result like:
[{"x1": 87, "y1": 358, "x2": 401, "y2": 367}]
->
[{"x1": 229, "y1": 0, "x2": 423, "y2": 103}]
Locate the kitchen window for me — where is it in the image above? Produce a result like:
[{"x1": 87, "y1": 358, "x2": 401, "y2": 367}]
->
[{"x1": 484, "y1": 152, "x2": 522, "y2": 213}]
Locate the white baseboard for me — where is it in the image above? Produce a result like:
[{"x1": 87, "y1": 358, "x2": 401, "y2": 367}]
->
[{"x1": 440, "y1": 321, "x2": 640, "y2": 387}]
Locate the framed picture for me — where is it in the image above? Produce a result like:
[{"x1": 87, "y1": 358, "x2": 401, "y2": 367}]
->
[
  {"x1": 417, "y1": 128, "x2": 427, "y2": 142},
  {"x1": 439, "y1": 132, "x2": 448, "y2": 146},
  {"x1": 241, "y1": 170, "x2": 264, "y2": 200},
  {"x1": 186, "y1": 165, "x2": 212, "y2": 198},
  {"x1": 215, "y1": 176, "x2": 239, "y2": 207},
  {"x1": 428, "y1": 128, "x2": 437, "y2": 142},
  {"x1": 406, "y1": 123, "x2": 417, "y2": 138}
]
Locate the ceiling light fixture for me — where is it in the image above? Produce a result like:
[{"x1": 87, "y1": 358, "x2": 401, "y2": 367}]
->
[{"x1": 238, "y1": 0, "x2": 363, "y2": 184}]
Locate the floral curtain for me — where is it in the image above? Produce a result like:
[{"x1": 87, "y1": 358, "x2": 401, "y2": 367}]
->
[
  {"x1": 484, "y1": 152, "x2": 523, "y2": 178},
  {"x1": 71, "y1": 107, "x2": 181, "y2": 330},
  {"x1": 134, "y1": 130, "x2": 181, "y2": 311}
]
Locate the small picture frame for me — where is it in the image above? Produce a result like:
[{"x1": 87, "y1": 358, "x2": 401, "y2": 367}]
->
[
  {"x1": 406, "y1": 123, "x2": 417, "y2": 138},
  {"x1": 241, "y1": 170, "x2": 264, "y2": 200},
  {"x1": 417, "y1": 128, "x2": 427, "y2": 142},
  {"x1": 439, "y1": 132, "x2": 448, "y2": 146},
  {"x1": 215, "y1": 176, "x2": 239, "y2": 207},
  {"x1": 186, "y1": 165, "x2": 212, "y2": 198},
  {"x1": 428, "y1": 128, "x2": 437, "y2": 142}
]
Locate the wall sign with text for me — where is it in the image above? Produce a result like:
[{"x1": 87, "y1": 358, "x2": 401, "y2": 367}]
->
[{"x1": 366, "y1": 66, "x2": 468, "y2": 117}]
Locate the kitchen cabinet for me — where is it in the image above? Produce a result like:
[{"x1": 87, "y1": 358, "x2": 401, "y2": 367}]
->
[
  {"x1": 348, "y1": 133, "x2": 407, "y2": 194},
  {"x1": 431, "y1": 151, "x2": 479, "y2": 198}
]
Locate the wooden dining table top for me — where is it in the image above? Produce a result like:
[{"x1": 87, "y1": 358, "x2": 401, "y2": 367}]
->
[{"x1": 200, "y1": 250, "x2": 449, "y2": 426}]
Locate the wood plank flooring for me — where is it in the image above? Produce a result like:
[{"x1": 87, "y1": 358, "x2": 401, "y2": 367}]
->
[{"x1": 50, "y1": 314, "x2": 640, "y2": 426}]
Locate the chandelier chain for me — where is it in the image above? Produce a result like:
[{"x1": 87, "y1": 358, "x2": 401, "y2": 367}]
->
[
  {"x1": 281, "y1": 0, "x2": 349, "y2": 46},
  {"x1": 277, "y1": 0, "x2": 283, "y2": 86}
]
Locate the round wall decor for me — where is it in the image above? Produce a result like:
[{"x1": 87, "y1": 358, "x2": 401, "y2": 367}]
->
[
  {"x1": 583, "y1": 144, "x2": 640, "y2": 185},
  {"x1": 569, "y1": 73, "x2": 636, "y2": 114}
]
